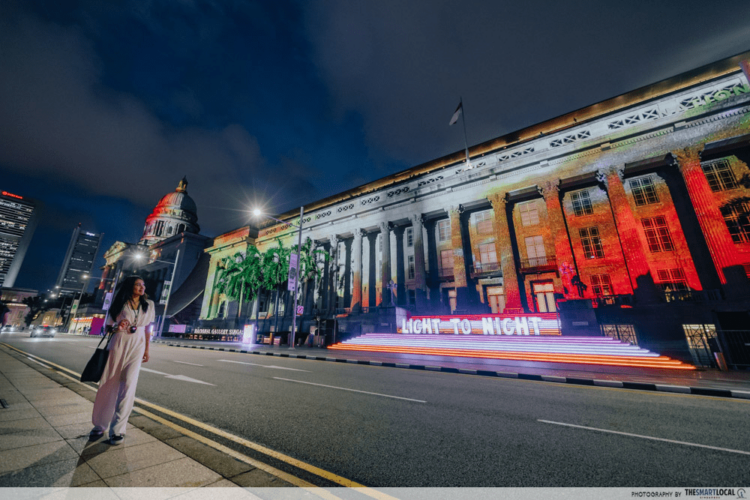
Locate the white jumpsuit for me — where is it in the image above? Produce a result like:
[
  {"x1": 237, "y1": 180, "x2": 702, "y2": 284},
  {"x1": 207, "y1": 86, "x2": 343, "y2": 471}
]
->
[{"x1": 91, "y1": 299, "x2": 155, "y2": 437}]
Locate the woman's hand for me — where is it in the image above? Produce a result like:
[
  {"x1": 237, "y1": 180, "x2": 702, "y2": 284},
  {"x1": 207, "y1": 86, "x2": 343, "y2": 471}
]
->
[
  {"x1": 117, "y1": 319, "x2": 130, "y2": 332},
  {"x1": 142, "y1": 350, "x2": 150, "y2": 363}
]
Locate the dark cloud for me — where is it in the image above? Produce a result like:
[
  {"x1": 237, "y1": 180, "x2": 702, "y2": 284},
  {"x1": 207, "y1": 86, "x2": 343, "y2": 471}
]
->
[
  {"x1": 303, "y1": 0, "x2": 750, "y2": 166},
  {"x1": 0, "y1": 12, "x2": 269, "y2": 230}
]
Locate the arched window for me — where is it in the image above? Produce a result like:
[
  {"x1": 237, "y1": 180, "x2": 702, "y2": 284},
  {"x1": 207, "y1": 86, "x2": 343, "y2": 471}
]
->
[
  {"x1": 177, "y1": 224, "x2": 185, "y2": 234},
  {"x1": 167, "y1": 225, "x2": 173, "y2": 235}
]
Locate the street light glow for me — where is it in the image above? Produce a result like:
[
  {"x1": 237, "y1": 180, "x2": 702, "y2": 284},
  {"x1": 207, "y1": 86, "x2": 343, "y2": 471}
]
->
[{"x1": 252, "y1": 208, "x2": 262, "y2": 217}]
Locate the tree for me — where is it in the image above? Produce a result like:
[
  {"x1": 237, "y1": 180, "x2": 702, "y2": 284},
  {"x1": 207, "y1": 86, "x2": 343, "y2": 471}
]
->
[{"x1": 22, "y1": 296, "x2": 44, "y2": 327}]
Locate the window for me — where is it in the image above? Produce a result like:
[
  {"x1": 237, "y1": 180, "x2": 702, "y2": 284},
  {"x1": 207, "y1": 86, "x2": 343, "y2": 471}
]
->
[
  {"x1": 579, "y1": 227, "x2": 604, "y2": 259},
  {"x1": 408, "y1": 255, "x2": 415, "y2": 279},
  {"x1": 571, "y1": 190, "x2": 594, "y2": 216},
  {"x1": 473, "y1": 210, "x2": 493, "y2": 234},
  {"x1": 642, "y1": 216, "x2": 674, "y2": 252},
  {"x1": 477, "y1": 243, "x2": 497, "y2": 272},
  {"x1": 590, "y1": 274, "x2": 613, "y2": 296},
  {"x1": 519, "y1": 202, "x2": 540, "y2": 226},
  {"x1": 721, "y1": 203, "x2": 750, "y2": 243},
  {"x1": 524, "y1": 236, "x2": 546, "y2": 266},
  {"x1": 438, "y1": 220, "x2": 451, "y2": 242},
  {"x1": 630, "y1": 177, "x2": 659, "y2": 206},
  {"x1": 406, "y1": 228, "x2": 413, "y2": 247},
  {"x1": 656, "y1": 268, "x2": 688, "y2": 292},
  {"x1": 702, "y1": 159, "x2": 738, "y2": 192},
  {"x1": 440, "y1": 249, "x2": 454, "y2": 273}
]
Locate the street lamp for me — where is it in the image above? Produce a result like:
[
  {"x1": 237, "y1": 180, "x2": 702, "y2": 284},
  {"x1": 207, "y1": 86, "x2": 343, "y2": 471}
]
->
[{"x1": 252, "y1": 206, "x2": 304, "y2": 349}]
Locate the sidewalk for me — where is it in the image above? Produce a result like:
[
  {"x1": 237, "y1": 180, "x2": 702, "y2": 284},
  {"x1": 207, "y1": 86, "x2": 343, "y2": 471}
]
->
[
  {"x1": 151, "y1": 338, "x2": 750, "y2": 396},
  {"x1": 0, "y1": 346, "x2": 290, "y2": 493}
]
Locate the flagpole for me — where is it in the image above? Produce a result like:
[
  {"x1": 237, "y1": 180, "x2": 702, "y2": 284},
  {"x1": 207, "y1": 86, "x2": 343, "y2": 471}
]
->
[{"x1": 459, "y1": 97, "x2": 471, "y2": 168}]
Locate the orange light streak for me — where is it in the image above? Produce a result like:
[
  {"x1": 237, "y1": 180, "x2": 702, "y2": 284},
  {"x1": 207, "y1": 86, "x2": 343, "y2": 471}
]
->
[{"x1": 328, "y1": 344, "x2": 695, "y2": 370}]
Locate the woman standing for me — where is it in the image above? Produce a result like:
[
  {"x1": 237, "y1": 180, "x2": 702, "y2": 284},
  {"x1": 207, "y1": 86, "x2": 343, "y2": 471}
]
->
[{"x1": 90, "y1": 276, "x2": 154, "y2": 444}]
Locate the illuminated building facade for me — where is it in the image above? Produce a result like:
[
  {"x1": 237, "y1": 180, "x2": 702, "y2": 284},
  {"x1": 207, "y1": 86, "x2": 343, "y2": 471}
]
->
[
  {"x1": 55, "y1": 223, "x2": 103, "y2": 293},
  {"x1": 0, "y1": 190, "x2": 40, "y2": 288},
  {"x1": 200, "y1": 52, "x2": 750, "y2": 366}
]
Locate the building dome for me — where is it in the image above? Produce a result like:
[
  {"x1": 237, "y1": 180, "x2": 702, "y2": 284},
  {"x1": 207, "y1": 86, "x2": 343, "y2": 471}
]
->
[{"x1": 140, "y1": 177, "x2": 200, "y2": 246}]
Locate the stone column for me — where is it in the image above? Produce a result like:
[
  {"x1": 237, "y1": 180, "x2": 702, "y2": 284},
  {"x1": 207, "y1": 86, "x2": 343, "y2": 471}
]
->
[
  {"x1": 448, "y1": 206, "x2": 468, "y2": 288},
  {"x1": 674, "y1": 147, "x2": 739, "y2": 284},
  {"x1": 447, "y1": 205, "x2": 472, "y2": 311},
  {"x1": 328, "y1": 235, "x2": 339, "y2": 311},
  {"x1": 346, "y1": 229, "x2": 362, "y2": 311},
  {"x1": 393, "y1": 226, "x2": 406, "y2": 306},
  {"x1": 366, "y1": 232, "x2": 378, "y2": 308},
  {"x1": 539, "y1": 180, "x2": 577, "y2": 298},
  {"x1": 597, "y1": 166, "x2": 656, "y2": 300},
  {"x1": 379, "y1": 222, "x2": 392, "y2": 306},
  {"x1": 425, "y1": 219, "x2": 440, "y2": 309},
  {"x1": 488, "y1": 193, "x2": 523, "y2": 313},
  {"x1": 411, "y1": 214, "x2": 428, "y2": 309}
]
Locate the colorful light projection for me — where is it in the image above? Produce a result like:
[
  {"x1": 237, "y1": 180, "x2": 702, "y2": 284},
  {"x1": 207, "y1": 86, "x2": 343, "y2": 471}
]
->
[
  {"x1": 399, "y1": 313, "x2": 561, "y2": 336},
  {"x1": 329, "y1": 334, "x2": 695, "y2": 370}
]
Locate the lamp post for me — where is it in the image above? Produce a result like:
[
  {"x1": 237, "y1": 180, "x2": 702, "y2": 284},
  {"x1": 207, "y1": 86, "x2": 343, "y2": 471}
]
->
[
  {"x1": 133, "y1": 250, "x2": 181, "y2": 338},
  {"x1": 253, "y1": 206, "x2": 304, "y2": 349}
]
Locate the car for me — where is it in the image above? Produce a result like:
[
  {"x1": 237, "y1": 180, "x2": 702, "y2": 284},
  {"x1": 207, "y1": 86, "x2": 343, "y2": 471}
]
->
[{"x1": 30, "y1": 326, "x2": 57, "y2": 338}]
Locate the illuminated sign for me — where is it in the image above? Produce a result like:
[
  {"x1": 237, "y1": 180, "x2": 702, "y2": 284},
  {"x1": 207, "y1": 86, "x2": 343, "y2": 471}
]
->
[
  {"x1": 1, "y1": 191, "x2": 23, "y2": 200},
  {"x1": 398, "y1": 313, "x2": 561, "y2": 336}
]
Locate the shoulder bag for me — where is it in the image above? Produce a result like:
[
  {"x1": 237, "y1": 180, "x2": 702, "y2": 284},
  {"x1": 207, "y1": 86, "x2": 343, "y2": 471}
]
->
[{"x1": 80, "y1": 329, "x2": 114, "y2": 383}]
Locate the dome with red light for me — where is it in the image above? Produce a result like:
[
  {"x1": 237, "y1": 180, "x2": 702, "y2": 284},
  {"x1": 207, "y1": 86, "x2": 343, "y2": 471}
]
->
[{"x1": 139, "y1": 177, "x2": 200, "y2": 246}]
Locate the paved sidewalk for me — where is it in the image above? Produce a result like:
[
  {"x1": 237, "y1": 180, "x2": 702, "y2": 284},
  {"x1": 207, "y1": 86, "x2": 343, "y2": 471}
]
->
[{"x1": 0, "y1": 347, "x2": 289, "y2": 493}]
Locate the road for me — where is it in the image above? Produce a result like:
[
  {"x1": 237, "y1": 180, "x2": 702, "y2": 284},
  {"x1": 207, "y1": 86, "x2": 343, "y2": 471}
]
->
[{"x1": 2, "y1": 332, "x2": 748, "y2": 487}]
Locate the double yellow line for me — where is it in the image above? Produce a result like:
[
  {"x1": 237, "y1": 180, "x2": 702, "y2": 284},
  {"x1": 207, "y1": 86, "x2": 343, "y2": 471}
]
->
[{"x1": 1, "y1": 342, "x2": 396, "y2": 500}]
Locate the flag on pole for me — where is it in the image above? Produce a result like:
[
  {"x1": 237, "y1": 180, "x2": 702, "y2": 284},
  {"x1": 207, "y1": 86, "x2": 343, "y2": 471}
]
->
[{"x1": 449, "y1": 101, "x2": 463, "y2": 126}]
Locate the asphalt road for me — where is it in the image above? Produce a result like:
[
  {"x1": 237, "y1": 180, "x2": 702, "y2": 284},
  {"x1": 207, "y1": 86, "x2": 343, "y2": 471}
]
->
[{"x1": 2, "y1": 332, "x2": 748, "y2": 487}]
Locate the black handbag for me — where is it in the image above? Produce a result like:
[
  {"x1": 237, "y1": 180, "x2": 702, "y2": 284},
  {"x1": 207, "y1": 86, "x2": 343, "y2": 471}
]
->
[{"x1": 80, "y1": 330, "x2": 114, "y2": 383}]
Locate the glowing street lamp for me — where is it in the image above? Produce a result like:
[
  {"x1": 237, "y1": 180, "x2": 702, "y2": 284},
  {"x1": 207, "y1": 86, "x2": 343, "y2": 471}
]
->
[{"x1": 252, "y1": 205, "x2": 304, "y2": 349}]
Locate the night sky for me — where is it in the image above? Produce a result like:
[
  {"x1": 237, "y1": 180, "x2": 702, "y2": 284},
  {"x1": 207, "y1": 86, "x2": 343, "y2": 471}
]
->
[{"x1": 2, "y1": 0, "x2": 750, "y2": 294}]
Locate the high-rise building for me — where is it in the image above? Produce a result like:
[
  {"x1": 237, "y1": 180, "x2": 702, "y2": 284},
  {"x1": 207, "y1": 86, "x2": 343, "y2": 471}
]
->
[
  {"x1": 0, "y1": 190, "x2": 40, "y2": 288},
  {"x1": 55, "y1": 223, "x2": 103, "y2": 293}
]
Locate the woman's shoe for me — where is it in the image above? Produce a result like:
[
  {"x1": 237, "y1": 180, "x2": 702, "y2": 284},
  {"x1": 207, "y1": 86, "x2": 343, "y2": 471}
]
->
[
  {"x1": 89, "y1": 429, "x2": 104, "y2": 440},
  {"x1": 109, "y1": 434, "x2": 124, "y2": 445}
]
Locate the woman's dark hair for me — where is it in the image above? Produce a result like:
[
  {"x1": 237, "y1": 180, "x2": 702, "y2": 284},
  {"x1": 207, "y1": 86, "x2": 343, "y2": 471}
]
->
[{"x1": 109, "y1": 276, "x2": 149, "y2": 320}]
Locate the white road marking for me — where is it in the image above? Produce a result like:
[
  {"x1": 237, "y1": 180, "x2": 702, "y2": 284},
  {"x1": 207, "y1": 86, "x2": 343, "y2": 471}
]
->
[
  {"x1": 173, "y1": 360, "x2": 203, "y2": 367},
  {"x1": 538, "y1": 419, "x2": 750, "y2": 456},
  {"x1": 165, "y1": 374, "x2": 215, "y2": 386},
  {"x1": 139, "y1": 366, "x2": 214, "y2": 386},
  {"x1": 273, "y1": 377, "x2": 427, "y2": 403},
  {"x1": 218, "y1": 359, "x2": 309, "y2": 372},
  {"x1": 140, "y1": 367, "x2": 169, "y2": 375}
]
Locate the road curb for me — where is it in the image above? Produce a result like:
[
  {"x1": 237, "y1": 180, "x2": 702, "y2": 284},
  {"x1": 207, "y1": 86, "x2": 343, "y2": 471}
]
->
[{"x1": 151, "y1": 340, "x2": 750, "y2": 401}]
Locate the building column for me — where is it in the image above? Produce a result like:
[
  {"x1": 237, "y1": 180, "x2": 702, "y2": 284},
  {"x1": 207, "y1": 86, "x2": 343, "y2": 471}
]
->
[
  {"x1": 328, "y1": 235, "x2": 339, "y2": 311},
  {"x1": 539, "y1": 180, "x2": 577, "y2": 298},
  {"x1": 447, "y1": 205, "x2": 472, "y2": 310},
  {"x1": 411, "y1": 214, "x2": 428, "y2": 309},
  {"x1": 425, "y1": 219, "x2": 440, "y2": 309},
  {"x1": 379, "y1": 222, "x2": 392, "y2": 306},
  {"x1": 393, "y1": 226, "x2": 406, "y2": 306},
  {"x1": 488, "y1": 193, "x2": 523, "y2": 313},
  {"x1": 366, "y1": 232, "x2": 378, "y2": 308},
  {"x1": 673, "y1": 147, "x2": 739, "y2": 284},
  {"x1": 343, "y1": 236, "x2": 353, "y2": 310},
  {"x1": 350, "y1": 229, "x2": 363, "y2": 311},
  {"x1": 597, "y1": 166, "x2": 657, "y2": 300}
]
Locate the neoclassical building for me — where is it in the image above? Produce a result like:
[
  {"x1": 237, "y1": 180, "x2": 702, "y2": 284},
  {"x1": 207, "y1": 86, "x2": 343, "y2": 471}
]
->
[{"x1": 199, "y1": 52, "x2": 750, "y2": 366}]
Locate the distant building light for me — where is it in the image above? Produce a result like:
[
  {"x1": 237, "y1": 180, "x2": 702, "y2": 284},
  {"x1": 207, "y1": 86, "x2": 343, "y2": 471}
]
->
[{"x1": 1, "y1": 191, "x2": 23, "y2": 200}]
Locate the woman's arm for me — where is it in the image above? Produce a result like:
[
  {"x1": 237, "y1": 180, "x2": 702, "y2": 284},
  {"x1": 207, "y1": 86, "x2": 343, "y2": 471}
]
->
[{"x1": 142, "y1": 326, "x2": 150, "y2": 362}]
